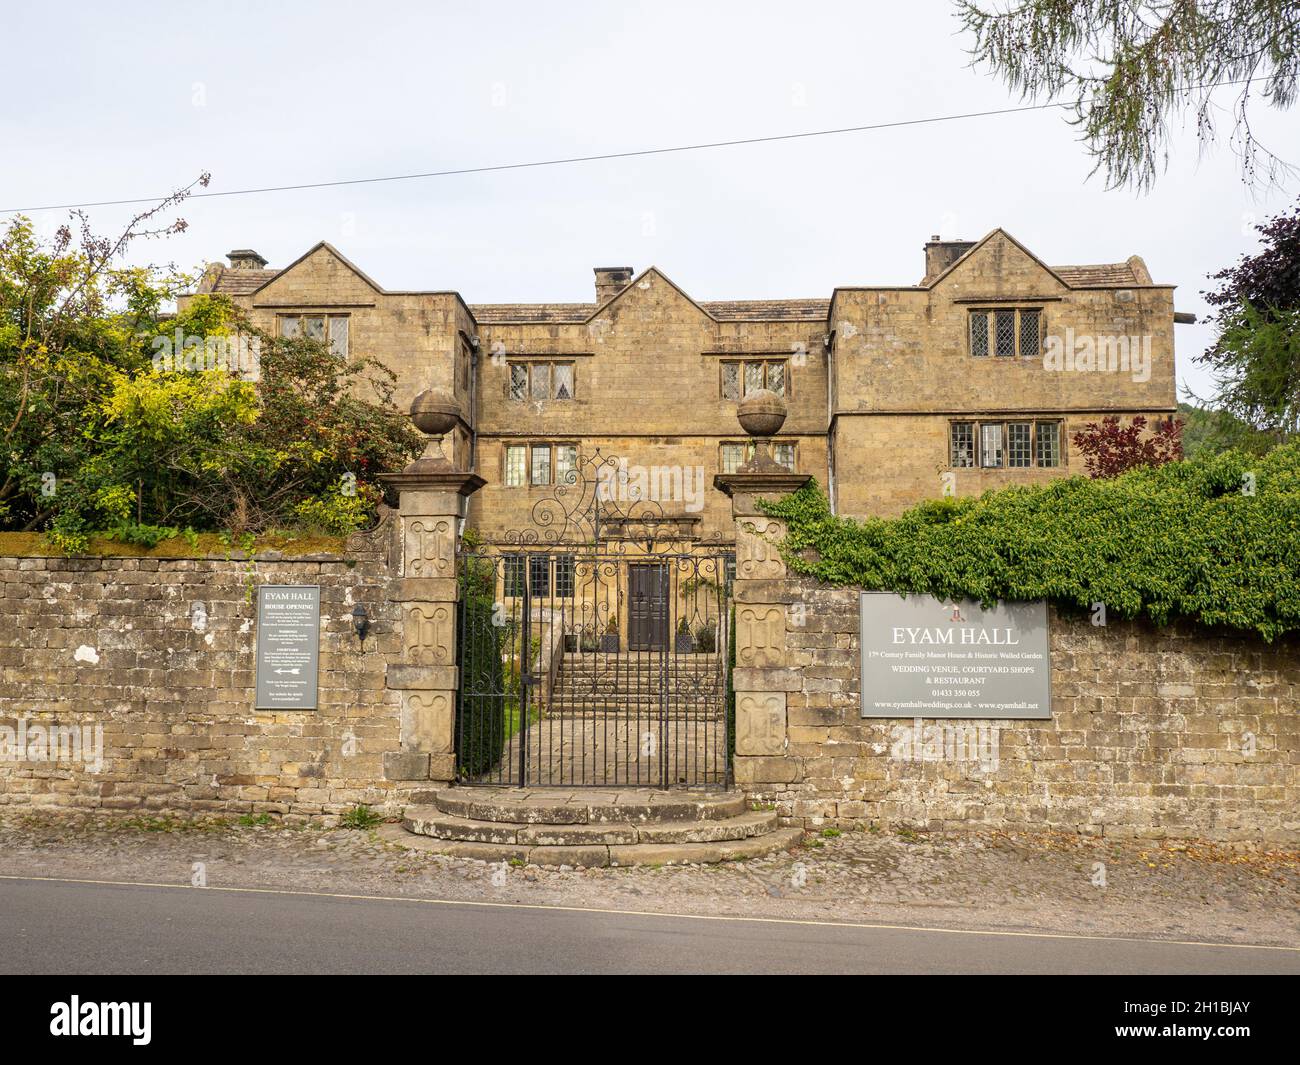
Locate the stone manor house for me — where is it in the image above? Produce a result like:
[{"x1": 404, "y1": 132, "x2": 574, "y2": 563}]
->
[{"x1": 186, "y1": 228, "x2": 1179, "y2": 539}]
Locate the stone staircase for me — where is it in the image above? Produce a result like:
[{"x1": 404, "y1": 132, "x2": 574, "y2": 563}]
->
[
  {"x1": 548, "y1": 651, "x2": 725, "y2": 718},
  {"x1": 390, "y1": 787, "x2": 803, "y2": 867}
]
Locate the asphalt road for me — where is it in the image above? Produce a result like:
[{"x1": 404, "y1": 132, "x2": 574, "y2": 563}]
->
[{"x1": 2, "y1": 876, "x2": 1296, "y2": 975}]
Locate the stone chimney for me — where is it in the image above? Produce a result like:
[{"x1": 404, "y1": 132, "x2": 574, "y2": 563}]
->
[
  {"x1": 922, "y1": 236, "x2": 975, "y2": 284},
  {"x1": 594, "y1": 266, "x2": 633, "y2": 303},
  {"x1": 227, "y1": 249, "x2": 268, "y2": 271}
]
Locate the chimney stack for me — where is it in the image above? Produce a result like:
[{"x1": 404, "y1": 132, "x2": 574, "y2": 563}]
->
[
  {"x1": 227, "y1": 249, "x2": 268, "y2": 271},
  {"x1": 594, "y1": 266, "x2": 633, "y2": 304},
  {"x1": 922, "y1": 237, "x2": 975, "y2": 284}
]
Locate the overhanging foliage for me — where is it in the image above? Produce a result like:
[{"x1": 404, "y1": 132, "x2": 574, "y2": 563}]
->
[{"x1": 758, "y1": 446, "x2": 1300, "y2": 641}]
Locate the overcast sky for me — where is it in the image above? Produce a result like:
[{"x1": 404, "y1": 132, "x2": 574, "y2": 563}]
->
[{"x1": 3, "y1": 0, "x2": 1296, "y2": 401}]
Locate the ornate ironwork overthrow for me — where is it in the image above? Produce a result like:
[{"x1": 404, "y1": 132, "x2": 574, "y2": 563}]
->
[{"x1": 496, "y1": 448, "x2": 719, "y2": 552}]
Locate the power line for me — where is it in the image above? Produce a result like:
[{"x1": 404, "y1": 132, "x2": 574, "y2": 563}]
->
[
  {"x1": 1, "y1": 99, "x2": 1076, "y2": 215},
  {"x1": 0, "y1": 78, "x2": 1259, "y2": 215}
]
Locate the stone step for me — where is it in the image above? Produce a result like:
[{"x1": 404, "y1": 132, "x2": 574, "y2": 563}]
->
[
  {"x1": 428, "y1": 786, "x2": 747, "y2": 825},
  {"x1": 382, "y1": 822, "x2": 804, "y2": 868},
  {"x1": 403, "y1": 808, "x2": 778, "y2": 846}
]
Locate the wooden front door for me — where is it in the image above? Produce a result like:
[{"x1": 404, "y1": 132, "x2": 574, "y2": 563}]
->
[{"x1": 627, "y1": 564, "x2": 669, "y2": 650}]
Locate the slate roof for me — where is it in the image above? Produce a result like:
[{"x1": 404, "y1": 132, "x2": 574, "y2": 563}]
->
[
  {"x1": 468, "y1": 298, "x2": 832, "y2": 323},
  {"x1": 205, "y1": 268, "x2": 280, "y2": 295},
  {"x1": 1051, "y1": 263, "x2": 1142, "y2": 287}
]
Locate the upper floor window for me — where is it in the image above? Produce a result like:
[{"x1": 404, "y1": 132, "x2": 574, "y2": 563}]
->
[
  {"x1": 279, "y1": 314, "x2": 349, "y2": 358},
  {"x1": 969, "y1": 308, "x2": 1041, "y2": 358},
  {"x1": 951, "y1": 420, "x2": 1061, "y2": 469},
  {"x1": 721, "y1": 359, "x2": 787, "y2": 400},
  {"x1": 509, "y1": 361, "x2": 574, "y2": 402}
]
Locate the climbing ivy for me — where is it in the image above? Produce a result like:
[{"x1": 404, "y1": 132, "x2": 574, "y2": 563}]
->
[{"x1": 757, "y1": 444, "x2": 1300, "y2": 641}]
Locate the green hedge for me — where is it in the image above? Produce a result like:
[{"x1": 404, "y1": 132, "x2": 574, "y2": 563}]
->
[
  {"x1": 455, "y1": 557, "x2": 507, "y2": 778},
  {"x1": 758, "y1": 444, "x2": 1300, "y2": 641}
]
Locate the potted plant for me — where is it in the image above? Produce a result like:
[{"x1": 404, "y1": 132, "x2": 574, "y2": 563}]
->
[
  {"x1": 579, "y1": 624, "x2": 599, "y2": 653},
  {"x1": 675, "y1": 617, "x2": 694, "y2": 654},
  {"x1": 601, "y1": 616, "x2": 620, "y2": 653},
  {"x1": 563, "y1": 629, "x2": 578, "y2": 653},
  {"x1": 693, "y1": 621, "x2": 717, "y2": 654}
]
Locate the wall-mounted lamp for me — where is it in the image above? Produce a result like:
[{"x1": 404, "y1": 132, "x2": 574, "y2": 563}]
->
[{"x1": 351, "y1": 603, "x2": 370, "y2": 646}]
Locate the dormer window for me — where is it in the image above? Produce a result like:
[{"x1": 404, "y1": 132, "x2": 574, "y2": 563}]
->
[{"x1": 969, "y1": 308, "x2": 1041, "y2": 358}]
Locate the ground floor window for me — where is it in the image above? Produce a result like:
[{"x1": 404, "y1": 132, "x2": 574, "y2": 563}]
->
[
  {"x1": 951, "y1": 420, "x2": 1062, "y2": 469},
  {"x1": 720, "y1": 440, "x2": 796, "y2": 473},
  {"x1": 503, "y1": 442, "x2": 579, "y2": 487}
]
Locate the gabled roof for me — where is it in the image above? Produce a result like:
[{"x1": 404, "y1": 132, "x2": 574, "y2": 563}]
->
[
  {"x1": 248, "y1": 240, "x2": 384, "y2": 296},
  {"x1": 926, "y1": 228, "x2": 1070, "y2": 289},
  {"x1": 584, "y1": 265, "x2": 713, "y2": 322}
]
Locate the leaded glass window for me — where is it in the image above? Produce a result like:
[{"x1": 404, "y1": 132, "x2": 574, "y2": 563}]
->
[
  {"x1": 720, "y1": 443, "x2": 746, "y2": 474},
  {"x1": 503, "y1": 555, "x2": 525, "y2": 597},
  {"x1": 1008, "y1": 422, "x2": 1032, "y2": 467},
  {"x1": 980, "y1": 423, "x2": 1004, "y2": 467},
  {"x1": 530, "y1": 445, "x2": 550, "y2": 486},
  {"x1": 994, "y1": 310, "x2": 1016, "y2": 356},
  {"x1": 509, "y1": 363, "x2": 528, "y2": 402},
  {"x1": 970, "y1": 311, "x2": 988, "y2": 357},
  {"x1": 504, "y1": 445, "x2": 526, "y2": 487},
  {"x1": 1036, "y1": 421, "x2": 1061, "y2": 467},
  {"x1": 555, "y1": 444, "x2": 577, "y2": 484},
  {"x1": 529, "y1": 555, "x2": 550, "y2": 597},
  {"x1": 721, "y1": 362, "x2": 740, "y2": 400},
  {"x1": 950, "y1": 423, "x2": 975, "y2": 467},
  {"x1": 530, "y1": 363, "x2": 550, "y2": 401},
  {"x1": 767, "y1": 362, "x2": 786, "y2": 397},
  {"x1": 1019, "y1": 309, "x2": 1041, "y2": 357},
  {"x1": 555, "y1": 555, "x2": 575, "y2": 598},
  {"x1": 553, "y1": 363, "x2": 574, "y2": 400}
]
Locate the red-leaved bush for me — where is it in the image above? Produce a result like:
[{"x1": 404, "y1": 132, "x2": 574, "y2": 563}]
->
[{"x1": 1072, "y1": 415, "x2": 1184, "y2": 478}]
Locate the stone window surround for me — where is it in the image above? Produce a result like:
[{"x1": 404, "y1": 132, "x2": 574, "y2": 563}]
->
[
  {"x1": 721, "y1": 358, "x2": 790, "y2": 400},
  {"x1": 507, "y1": 359, "x2": 576, "y2": 402},
  {"x1": 502, "y1": 441, "x2": 579, "y2": 487},
  {"x1": 277, "y1": 312, "x2": 350, "y2": 357},
  {"x1": 949, "y1": 418, "x2": 1064, "y2": 469},
  {"x1": 968, "y1": 307, "x2": 1044, "y2": 359}
]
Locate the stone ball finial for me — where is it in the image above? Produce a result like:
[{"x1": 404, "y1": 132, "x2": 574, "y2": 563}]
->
[
  {"x1": 736, "y1": 388, "x2": 787, "y2": 437},
  {"x1": 409, "y1": 388, "x2": 461, "y2": 438}
]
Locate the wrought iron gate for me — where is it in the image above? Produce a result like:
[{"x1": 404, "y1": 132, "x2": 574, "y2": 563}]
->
[{"x1": 454, "y1": 450, "x2": 732, "y2": 788}]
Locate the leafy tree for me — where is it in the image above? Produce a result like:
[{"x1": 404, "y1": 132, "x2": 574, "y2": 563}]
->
[
  {"x1": 1194, "y1": 198, "x2": 1300, "y2": 446},
  {"x1": 0, "y1": 188, "x2": 422, "y2": 549},
  {"x1": 1072, "y1": 414, "x2": 1183, "y2": 476},
  {"x1": 0, "y1": 183, "x2": 205, "y2": 530},
  {"x1": 1176, "y1": 400, "x2": 1271, "y2": 457},
  {"x1": 957, "y1": 1, "x2": 1300, "y2": 191}
]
